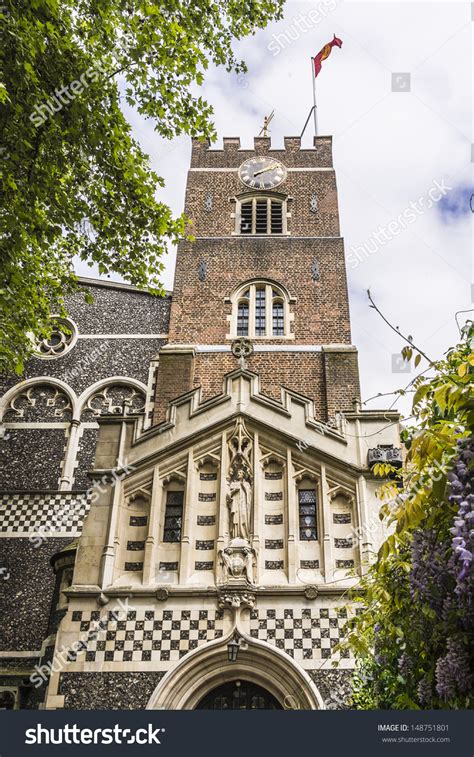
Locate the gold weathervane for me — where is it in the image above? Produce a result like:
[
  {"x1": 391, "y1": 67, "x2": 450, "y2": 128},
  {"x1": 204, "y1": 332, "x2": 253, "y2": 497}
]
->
[{"x1": 258, "y1": 110, "x2": 275, "y2": 137}]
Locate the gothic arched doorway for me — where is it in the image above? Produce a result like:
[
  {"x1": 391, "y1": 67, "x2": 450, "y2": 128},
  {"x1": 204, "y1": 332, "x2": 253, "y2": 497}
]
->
[
  {"x1": 196, "y1": 680, "x2": 282, "y2": 710},
  {"x1": 146, "y1": 633, "x2": 325, "y2": 710}
]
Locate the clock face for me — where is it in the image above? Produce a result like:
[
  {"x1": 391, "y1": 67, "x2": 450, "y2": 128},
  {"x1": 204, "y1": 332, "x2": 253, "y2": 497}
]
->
[{"x1": 238, "y1": 157, "x2": 287, "y2": 190}]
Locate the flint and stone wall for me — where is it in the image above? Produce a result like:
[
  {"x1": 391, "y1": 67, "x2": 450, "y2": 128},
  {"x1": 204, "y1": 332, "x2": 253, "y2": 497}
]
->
[{"x1": 0, "y1": 280, "x2": 170, "y2": 708}]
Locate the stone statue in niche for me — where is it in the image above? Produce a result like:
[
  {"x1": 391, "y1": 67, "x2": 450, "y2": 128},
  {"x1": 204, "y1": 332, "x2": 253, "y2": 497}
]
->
[
  {"x1": 226, "y1": 419, "x2": 253, "y2": 541},
  {"x1": 218, "y1": 419, "x2": 257, "y2": 587},
  {"x1": 226, "y1": 469, "x2": 252, "y2": 541}
]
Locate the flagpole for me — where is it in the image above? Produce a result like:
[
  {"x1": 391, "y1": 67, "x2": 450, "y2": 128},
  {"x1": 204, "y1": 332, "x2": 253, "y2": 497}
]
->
[{"x1": 311, "y1": 57, "x2": 318, "y2": 136}]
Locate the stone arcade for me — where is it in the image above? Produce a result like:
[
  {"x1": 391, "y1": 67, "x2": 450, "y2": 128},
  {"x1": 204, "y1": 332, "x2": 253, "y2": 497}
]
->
[{"x1": 0, "y1": 134, "x2": 401, "y2": 710}]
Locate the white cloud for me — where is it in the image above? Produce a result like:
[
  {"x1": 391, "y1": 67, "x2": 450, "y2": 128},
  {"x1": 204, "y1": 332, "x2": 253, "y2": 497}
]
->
[{"x1": 75, "y1": 0, "x2": 472, "y2": 420}]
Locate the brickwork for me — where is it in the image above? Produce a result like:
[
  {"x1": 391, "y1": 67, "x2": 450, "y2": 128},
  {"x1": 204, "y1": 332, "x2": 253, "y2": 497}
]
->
[
  {"x1": 169, "y1": 238, "x2": 350, "y2": 345},
  {"x1": 154, "y1": 349, "x2": 195, "y2": 423},
  {"x1": 193, "y1": 351, "x2": 327, "y2": 417},
  {"x1": 323, "y1": 348, "x2": 361, "y2": 418},
  {"x1": 190, "y1": 135, "x2": 334, "y2": 169},
  {"x1": 187, "y1": 136, "x2": 335, "y2": 241},
  {"x1": 185, "y1": 162, "x2": 339, "y2": 238},
  {"x1": 153, "y1": 135, "x2": 359, "y2": 425}
]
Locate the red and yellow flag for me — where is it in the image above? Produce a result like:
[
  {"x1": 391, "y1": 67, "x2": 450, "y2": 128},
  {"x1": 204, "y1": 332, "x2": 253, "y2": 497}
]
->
[{"x1": 313, "y1": 34, "x2": 343, "y2": 77}]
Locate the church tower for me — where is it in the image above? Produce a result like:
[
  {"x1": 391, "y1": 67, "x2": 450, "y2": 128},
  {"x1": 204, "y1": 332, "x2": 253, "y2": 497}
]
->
[
  {"x1": 154, "y1": 135, "x2": 360, "y2": 426},
  {"x1": 9, "y1": 134, "x2": 400, "y2": 711},
  {"x1": 42, "y1": 137, "x2": 398, "y2": 709}
]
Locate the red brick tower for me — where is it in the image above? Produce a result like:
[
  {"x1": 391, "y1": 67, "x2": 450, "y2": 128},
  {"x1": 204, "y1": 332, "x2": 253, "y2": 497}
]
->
[{"x1": 154, "y1": 135, "x2": 360, "y2": 424}]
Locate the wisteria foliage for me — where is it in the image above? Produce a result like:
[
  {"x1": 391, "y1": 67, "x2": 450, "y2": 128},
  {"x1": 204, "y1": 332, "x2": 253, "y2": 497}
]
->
[{"x1": 344, "y1": 322, "x2": 474, "y2": 710}]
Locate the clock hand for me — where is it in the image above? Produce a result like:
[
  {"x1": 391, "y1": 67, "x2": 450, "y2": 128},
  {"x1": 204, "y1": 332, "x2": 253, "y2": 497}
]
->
[{"x1": 253, "y1": 163, "x2": 281, "y2": 177}]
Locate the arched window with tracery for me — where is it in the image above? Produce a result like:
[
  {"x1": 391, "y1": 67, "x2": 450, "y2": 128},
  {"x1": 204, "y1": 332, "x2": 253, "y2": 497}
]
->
[{"x1": 229, "y1": 282, "x2": 294, "y2": 339}]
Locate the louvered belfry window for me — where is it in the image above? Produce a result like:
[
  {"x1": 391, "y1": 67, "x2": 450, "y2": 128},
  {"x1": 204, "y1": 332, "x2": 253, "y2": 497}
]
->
[
  {"x1": 240, "y1": 201, "x2": 252, "y2": 234},
  {"x1": 239, "y1": 198, "x2": 285, "y2": 234}
]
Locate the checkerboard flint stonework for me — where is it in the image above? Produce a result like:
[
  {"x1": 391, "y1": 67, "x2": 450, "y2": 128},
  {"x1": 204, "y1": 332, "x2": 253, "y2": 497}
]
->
[
  {"x1": 0, "y1": 492, "x2": 90, "y2": 535},
  {"x1": 69, "y1": 609, "x2": 224, "y2": 664},
  {"x1": 249, "y1": 607, "x2": 351, "y2": 662}
]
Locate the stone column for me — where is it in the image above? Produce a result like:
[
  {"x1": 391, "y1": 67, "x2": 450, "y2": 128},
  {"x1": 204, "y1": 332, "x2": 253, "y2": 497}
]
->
[
  {"x1": 286, "y1": 449, "x2": 297, "y2": 583},
  {"x1": 59, "y1": 419, "x2": 81, "y2": 490},
  {"x1": 216, "y1": 432, "x2": 228, "y2": 582},
  {"x1": 356, "y1": 474, "x2": 371, "y2": 574},
  {"x1": 320, "y1": 463, "x2": 333, "y2": 583},
  {"x1": 99, "y1": 420, "x2": 129, "y2": 588},
  {"x1": 100, "y1": 477, "x2": 122, "y2": 588},
  {"x1": 143, "y1": 465, "x2": 161, "y2": 584},
  {"x1": 252, "y1": 432, "x2": 262, "y2": 582},
  {"x1": 179, "y1": 449, "x2": 194, "y2": 585}
]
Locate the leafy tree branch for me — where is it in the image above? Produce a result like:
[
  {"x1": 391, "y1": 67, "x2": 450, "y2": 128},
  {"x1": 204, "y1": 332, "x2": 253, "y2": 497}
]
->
[{"x1": 0, "y1": 0, "x2": 284, "y2": 373}]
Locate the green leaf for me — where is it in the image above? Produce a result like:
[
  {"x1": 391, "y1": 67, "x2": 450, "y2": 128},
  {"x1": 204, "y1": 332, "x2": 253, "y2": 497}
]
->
[{"x1": 0, "y1": 0, "x2": 283, "y2": 373}]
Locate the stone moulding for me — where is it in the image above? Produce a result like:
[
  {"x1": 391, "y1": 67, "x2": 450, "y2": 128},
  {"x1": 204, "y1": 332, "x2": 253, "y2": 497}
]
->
[
  {"x1": 145, "y1": 625, "x2": 325, "y2": 710},
  {"x1": 217, "y1": 588, "x2": 256, "y2": 610}
]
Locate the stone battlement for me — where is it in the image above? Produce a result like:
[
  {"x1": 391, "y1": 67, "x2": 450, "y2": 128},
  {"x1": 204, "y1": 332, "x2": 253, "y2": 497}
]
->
[{"x1": 190, "y1": 135, "x2": 333, "y2": 169}]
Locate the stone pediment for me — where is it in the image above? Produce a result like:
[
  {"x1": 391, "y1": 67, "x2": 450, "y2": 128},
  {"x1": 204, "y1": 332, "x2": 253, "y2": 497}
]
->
[{"x1": 127, "y1": 368, "x2": 355, "y2": 472}]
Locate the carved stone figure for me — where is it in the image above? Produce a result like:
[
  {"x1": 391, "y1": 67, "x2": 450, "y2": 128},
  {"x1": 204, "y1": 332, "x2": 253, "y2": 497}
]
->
[
  {"x1": 226, "y1": 419, "x2": 254, "y2": 540},
  {"x1": 217, "y1": 589, "x2": 256, "y2": 610},
  {"x1": 219, "y1": 542, "x2": 255, "y2": 585},
  {"x1": 221, "y1": 548, "x2": 234, "y2": 581},
  {"x1": 226, "y1": 469, "x2": 252, "y2": 541},
  {"x1": 243, "y1": 547, "x2": 255, "y2": 584},
  {"x1": 231, "y1": 337, "x2": 253, "y2": 370}
]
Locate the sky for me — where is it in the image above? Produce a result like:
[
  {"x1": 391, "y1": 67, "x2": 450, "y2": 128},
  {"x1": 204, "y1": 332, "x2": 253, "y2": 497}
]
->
[{"x1": 76, "y1": 0, "x2": 473, "y2": 420}]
